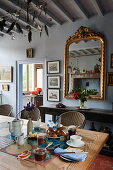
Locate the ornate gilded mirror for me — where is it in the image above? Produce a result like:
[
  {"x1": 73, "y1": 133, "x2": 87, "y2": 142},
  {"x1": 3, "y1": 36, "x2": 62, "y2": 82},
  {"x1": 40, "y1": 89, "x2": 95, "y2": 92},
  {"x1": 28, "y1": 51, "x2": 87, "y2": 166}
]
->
[{"x1": 64, "y1": 26, "x2": 106, "y2": 100}]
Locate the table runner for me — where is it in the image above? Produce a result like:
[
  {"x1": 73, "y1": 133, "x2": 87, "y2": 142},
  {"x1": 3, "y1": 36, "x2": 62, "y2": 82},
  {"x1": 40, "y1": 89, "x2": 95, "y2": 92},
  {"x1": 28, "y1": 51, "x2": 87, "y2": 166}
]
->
[{"x1": 0, "y1": 138, "x2": 68, "y2": 166}]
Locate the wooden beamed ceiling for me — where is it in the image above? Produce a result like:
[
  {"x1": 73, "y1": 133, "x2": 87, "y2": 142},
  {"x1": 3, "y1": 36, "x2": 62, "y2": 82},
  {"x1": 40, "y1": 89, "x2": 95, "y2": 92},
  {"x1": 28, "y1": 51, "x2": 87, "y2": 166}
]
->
[{"x1": 0, "y1": 0, "x2": 113, "y2": 38}]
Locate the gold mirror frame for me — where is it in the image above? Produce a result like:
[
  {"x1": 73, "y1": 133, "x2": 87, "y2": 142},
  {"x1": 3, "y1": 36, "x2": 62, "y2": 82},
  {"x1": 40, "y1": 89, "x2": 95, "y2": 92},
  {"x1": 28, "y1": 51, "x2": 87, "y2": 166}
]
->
[{"x1": 64, "y1": 26, "x2": 106, "y2": 100}]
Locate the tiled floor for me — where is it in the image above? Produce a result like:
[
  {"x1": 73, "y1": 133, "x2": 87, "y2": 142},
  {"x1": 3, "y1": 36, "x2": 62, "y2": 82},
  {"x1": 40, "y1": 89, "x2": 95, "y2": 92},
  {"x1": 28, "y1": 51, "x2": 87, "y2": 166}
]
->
[{"x1": 89, "y1": 154, "x2": 113, "y2": 170}]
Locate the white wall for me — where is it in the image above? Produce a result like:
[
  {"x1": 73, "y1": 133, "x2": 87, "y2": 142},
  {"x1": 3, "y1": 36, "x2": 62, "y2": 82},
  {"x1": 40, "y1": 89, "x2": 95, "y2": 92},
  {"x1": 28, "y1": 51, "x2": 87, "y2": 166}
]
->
[{"x1": 0, "y1": 12, "x2": 113, "y2": 116}]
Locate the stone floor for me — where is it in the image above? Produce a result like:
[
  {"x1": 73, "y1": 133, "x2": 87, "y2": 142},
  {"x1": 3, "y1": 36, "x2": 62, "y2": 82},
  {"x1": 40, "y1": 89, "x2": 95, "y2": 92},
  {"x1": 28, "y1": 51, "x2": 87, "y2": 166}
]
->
[{"x1": 89, "y1": 154, "x2": 113, "y2": 170}]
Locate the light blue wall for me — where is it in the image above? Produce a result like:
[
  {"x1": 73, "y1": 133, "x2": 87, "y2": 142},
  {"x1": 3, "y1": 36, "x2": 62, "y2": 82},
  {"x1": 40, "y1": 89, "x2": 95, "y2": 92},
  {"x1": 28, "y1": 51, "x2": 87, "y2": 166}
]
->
[
  {"x1": 0, "y1": 12, "x2": 113, "y2": 115},
  {"x1": 44, "y1": 12, "x2": 113, "y2": 110}
]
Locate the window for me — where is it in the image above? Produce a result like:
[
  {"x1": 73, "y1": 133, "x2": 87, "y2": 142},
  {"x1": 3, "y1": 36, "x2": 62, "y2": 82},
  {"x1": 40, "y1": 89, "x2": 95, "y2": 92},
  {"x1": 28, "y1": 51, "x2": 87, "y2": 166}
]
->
[
  {"x1": 23, "y1": 64, "x2": 43, "y2": 92},
  {"x1": 23, "y1": 64, "x2": 27, "y2": 91},
  {"x1": 23, "y1": 64, "x2": 34, "y2": 92}
]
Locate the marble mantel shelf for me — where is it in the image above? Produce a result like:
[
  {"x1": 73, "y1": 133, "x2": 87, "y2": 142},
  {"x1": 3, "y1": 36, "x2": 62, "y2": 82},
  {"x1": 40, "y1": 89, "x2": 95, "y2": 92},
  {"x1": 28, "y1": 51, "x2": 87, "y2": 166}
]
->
[{"x1": 39, "y1": 105, "x2": 113, "y2": 124}]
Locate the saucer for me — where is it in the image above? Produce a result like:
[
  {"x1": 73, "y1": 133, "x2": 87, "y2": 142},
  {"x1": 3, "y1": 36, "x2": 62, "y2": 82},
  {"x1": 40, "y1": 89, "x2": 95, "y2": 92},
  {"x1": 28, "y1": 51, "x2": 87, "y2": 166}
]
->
[{"x1": 66, "y1": 140, "x2": 85, "y2": 147}]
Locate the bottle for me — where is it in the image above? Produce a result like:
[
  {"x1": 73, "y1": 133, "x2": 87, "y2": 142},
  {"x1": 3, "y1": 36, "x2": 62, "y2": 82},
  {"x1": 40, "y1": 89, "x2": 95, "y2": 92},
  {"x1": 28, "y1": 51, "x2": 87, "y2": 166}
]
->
[
  {"x1": 27, "y1": 118, "x2": 33, "y2": 135},
  {"x1": 47, "y1": 120, "x2": 57, "y2": 130}
]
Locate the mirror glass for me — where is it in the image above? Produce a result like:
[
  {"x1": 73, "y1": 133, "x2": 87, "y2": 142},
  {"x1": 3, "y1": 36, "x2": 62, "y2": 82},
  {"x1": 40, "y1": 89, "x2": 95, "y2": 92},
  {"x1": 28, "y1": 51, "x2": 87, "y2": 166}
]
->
[{"x1": 64, "y1": 26, "x2": 106, "y2": 100}]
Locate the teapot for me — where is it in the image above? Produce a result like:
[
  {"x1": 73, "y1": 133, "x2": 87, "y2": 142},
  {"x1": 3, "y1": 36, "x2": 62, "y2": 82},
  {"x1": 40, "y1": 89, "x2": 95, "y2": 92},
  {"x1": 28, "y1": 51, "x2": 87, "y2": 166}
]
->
[{"x1": 9, "y1": 118, "x2": 23, "y2": 136}]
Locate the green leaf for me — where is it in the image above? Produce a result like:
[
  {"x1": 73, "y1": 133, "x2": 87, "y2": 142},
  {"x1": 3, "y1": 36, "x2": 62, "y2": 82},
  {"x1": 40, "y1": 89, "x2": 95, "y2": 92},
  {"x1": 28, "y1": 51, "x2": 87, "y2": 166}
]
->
[
  {"x1": 45, "y1": 25, "x2": 49, "y2": 36},
  {"x1": 7, "y1": 22, "x2": 15, "y2": 33},
  {"x1": 16, "y1": 23, "x2": 23, "y2": 34}
]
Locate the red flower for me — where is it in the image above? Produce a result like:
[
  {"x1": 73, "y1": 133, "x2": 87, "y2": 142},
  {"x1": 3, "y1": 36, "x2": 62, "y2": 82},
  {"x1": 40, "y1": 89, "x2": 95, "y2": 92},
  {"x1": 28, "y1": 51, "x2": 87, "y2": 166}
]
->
[
  {"x1": 76, "y1": 92, "x2": 79, "y2": 96},
  {"x1": 73, "y1": 93, "x2": 77, "y2": 100}
]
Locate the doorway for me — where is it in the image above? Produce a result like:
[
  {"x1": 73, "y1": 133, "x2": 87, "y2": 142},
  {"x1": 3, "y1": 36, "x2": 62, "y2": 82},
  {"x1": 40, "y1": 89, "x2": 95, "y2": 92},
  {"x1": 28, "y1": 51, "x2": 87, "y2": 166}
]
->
[{"x1": 17, "y1": 60, "x2": 44, "y2": 115}]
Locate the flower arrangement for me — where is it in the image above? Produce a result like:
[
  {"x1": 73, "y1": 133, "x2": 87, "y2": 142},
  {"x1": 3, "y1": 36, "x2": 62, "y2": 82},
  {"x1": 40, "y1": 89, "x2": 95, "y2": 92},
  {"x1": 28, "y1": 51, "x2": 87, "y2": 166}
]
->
[
  {"x1": 24, "y1": 102, "x2": 35, "y2": 118},
  {"x1": 70, "y1": 88, "x2": 98, "y2": 108}
]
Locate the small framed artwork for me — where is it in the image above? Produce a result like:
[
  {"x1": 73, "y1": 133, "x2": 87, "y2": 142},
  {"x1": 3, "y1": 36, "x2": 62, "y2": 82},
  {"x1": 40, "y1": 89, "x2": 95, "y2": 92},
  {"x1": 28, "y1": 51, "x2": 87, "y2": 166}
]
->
[
  {"x1": 82, "y1": 68, "x2": 86, "y2": 73},
  {"x1": 2, "y1": 84, "x2": 9, "y2": 91},
  {"x1": 107, "y1": 72, "x2": 113, "y2": 86},
  {"x1": 47, "y1": 89, "x2": 60, "y2": 102},
  {"x1": 0, "y1": 66, "x2": 13, "y2": 82},
  {"x1": 47, "y1": 76, "x2": 60, "y2": 88},
  {"x1": 26, "y1": 48, "x2": 33, "y2": 58},
  {"x1": 110, "y1": 54, "x2": 113, "y2": 68},
  {"x1": 47, "y1": 60, "x2": 60, "y2": 74}
]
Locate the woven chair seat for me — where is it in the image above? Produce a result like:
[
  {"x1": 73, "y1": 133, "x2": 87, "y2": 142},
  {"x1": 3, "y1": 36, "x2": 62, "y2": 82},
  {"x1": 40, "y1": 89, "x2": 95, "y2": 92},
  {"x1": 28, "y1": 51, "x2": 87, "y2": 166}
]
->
[
  {"x1": 0, "y1": 104, "x2": 12, "y2": 116},
  {"x1": 21, "y1": 107, "x2": 40, "y2": 121},
  {"x1": 60, "y1": 111, "x2": 85, "y2": 128}
]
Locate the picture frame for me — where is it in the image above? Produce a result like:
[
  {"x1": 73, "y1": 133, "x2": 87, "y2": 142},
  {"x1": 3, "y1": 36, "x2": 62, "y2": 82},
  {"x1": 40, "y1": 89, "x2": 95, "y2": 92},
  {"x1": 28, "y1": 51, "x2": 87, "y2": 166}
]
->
[
  {"x1": 47, "y1": 76, "x2": 60, "y2": 88},
  {"x1": 47, "y1": 89, "x2": 60, "y2": 102},
  {"x1": 0, "y1": 66, "x2": 13, "y2": 82},
  {"x1": 47, "y1": 60, "x2": 60, "y2": 74},
  {"x1": 2, "y1": 84, "x2": 9, "y2": 91},
  {"x1": 107, "y1": 72, "x2": 113, "y2": 86},
  {"x1": 110, "y1": 54, "x2": 113, "y2": 68},
  {"x1": 26, "y1": 48, "x2": 33, "y2": 58},
  {"x1": 82, "y1": 68, "x2": 86, "y2": 73}
]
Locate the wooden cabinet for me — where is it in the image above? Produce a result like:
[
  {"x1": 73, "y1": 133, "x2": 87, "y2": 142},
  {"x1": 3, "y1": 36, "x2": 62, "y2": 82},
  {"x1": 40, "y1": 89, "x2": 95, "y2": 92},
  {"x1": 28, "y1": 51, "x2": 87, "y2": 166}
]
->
[{"x1": 35, "y1": 95, "x2": 43, "y2": 108}]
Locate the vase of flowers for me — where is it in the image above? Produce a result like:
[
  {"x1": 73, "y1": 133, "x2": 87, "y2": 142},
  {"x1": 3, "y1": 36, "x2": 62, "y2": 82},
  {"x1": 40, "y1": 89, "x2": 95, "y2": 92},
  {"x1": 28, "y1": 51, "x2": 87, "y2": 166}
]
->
[
  {"x1": 71, "y1": 88, "x2": 98, "y2": 109},
  {"x1": 24, "y1": 102, "x2": 35, "y2": 135}
]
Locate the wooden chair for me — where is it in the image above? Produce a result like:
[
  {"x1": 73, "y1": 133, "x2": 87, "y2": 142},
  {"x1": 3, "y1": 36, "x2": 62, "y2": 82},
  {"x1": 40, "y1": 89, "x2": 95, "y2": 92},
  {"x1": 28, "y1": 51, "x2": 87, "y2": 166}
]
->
[
  {"x1": 0, "y1": 104, "x2": 12, "y2": 116},
  {"x1": 21, "y1": 107, "x2": 40, "y2": 121},
  {"x1": 60, "y1": 111, "x2": 85, "y2": 128}
]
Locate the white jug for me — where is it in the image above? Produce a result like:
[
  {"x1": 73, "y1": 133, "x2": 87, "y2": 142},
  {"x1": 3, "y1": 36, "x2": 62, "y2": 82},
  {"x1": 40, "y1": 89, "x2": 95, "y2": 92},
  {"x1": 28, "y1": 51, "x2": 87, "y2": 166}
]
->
[{"x1": 9, "y1": 118, "x2": 23, "y2": 136}]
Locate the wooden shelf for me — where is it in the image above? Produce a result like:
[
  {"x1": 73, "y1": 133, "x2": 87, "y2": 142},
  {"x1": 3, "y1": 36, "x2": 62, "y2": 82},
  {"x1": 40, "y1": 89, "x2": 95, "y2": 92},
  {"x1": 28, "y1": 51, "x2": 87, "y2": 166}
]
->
[{"x1": 71, "y1": 73, "x2": 100, "y2": 79}]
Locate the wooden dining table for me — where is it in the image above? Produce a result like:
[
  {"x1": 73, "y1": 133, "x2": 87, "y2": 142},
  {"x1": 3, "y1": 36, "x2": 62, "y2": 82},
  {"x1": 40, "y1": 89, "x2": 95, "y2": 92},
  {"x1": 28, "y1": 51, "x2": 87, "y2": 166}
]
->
[{"x1": 0, "y1": 115, "x2": 109, "y2": 170}]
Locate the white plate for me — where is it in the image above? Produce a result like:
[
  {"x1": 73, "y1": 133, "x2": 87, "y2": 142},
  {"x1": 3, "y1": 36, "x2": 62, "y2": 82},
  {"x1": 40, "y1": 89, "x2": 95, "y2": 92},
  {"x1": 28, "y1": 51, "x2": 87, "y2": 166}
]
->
[
  {"x1": 48, "y1": 136, "x2": 60, "y2": 139},
  {"x1": 66, "y1": 140, "x2": 85, "y2": 147}
]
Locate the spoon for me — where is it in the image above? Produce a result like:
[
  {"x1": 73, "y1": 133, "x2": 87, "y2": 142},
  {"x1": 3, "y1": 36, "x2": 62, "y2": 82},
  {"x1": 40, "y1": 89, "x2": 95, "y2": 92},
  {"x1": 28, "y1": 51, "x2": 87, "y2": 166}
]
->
[{"x1": 45, "y1": 142, "x2": 53, "y2": 149}]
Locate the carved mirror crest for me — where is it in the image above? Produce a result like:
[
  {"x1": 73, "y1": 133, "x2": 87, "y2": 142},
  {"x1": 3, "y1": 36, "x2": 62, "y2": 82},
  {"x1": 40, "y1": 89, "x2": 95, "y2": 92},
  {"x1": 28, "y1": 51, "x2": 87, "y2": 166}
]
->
[{"x1": 64, "y1": 26, "x2": 106, "y2": 100}]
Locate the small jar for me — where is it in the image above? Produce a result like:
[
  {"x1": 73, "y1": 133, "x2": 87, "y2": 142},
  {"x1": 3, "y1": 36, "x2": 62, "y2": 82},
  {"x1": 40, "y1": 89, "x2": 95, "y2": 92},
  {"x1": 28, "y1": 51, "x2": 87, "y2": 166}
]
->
[
  {"x1": 37, "y1": 133, "x2": 47, "y2": 145},
  {"x1": 68, "y1": 125, "x2": 76, "y2": 139},
  {"x1": 34, "y1": 148, "x2": 47, "y2": 161}
]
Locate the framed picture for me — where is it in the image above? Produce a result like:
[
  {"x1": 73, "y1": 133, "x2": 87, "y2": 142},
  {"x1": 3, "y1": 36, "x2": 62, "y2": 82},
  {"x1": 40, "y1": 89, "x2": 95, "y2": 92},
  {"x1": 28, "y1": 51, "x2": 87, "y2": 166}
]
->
[
  {"x1": 47, "y1": 60, "x2": 60, "y2": 74},
  {"x1": 47, "y1": 89, "x2": 60, "y2": 101},
  {"x1": 110, "y1": 54, "x2": 113, "y2": 68},
  {"x1": 26, "y1": 48, "x2": 33, "y2": 58},
  {"x1": 47, "y1": 76, "x2": 60, "y2": 88},
  {"x1": 2, "y1": 84, "x2": 9, "y2": 91},
  {"x1": 0, "y1": 66, "x2": 13, "y2": 82},
  {"x1": 82, "y1": 68, "x2": 86, "y2": 73},
  {"x1": 107, "y1": 72, "x2": 113, "y2": 86}
]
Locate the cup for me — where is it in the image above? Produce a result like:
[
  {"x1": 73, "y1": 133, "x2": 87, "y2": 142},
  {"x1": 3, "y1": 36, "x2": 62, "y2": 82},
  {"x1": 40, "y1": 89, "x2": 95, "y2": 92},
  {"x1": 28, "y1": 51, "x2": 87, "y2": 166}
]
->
[
  {"x1": 70, "y1": 135, "x2": 82, "y2": 144},
  {"x1": 68, "y1": 125, "x2": 76, "y2": 136},
  {"x1": 16, "y1": 133, "x2": 25, "y2": 146},
  {"x1": 34, "y1": 148, "x2": 47, "y2": 161},
  {"x1": 37, "y1": 133, "x2": 47, "y2": 145}
]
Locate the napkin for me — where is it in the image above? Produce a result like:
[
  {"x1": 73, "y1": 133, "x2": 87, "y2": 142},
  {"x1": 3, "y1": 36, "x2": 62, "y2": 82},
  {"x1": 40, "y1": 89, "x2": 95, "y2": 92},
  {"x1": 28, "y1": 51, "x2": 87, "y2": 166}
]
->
[{"x1": 54, "y1": 148, "x2": 87, "y2": 162}]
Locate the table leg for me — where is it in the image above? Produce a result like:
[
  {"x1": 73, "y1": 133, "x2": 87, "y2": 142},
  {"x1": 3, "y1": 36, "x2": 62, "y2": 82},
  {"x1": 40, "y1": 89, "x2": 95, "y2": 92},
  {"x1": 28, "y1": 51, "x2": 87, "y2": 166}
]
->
[{"x1": 41, "y1": 113, "x2": 45, "y2": 122}]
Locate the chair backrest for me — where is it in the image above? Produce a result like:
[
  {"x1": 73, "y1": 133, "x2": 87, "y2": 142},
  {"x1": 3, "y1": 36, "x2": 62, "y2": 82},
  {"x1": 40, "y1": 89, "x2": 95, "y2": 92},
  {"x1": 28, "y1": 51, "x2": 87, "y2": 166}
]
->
[
  {"x1": 0, "y1": 104, "x2": 12, "y2": 116},
  {"x1": 21, "y1": 107, "x2": 40, "y2": 121},
  {"x1": 60, "y1": 111, "x2": 85, "y2": 128}
]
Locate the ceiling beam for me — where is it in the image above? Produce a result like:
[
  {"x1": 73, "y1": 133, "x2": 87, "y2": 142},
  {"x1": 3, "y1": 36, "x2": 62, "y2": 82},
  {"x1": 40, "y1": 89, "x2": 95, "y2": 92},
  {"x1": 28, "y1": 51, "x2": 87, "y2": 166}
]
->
[
  {"x1": 7, "y1": 0, "x2": 51, "y2": 27},
  {"x1": 0, "y1": 3, "x2": 38, "y2": 30},
  {"x1": 90, "y1": 0, "x2": 104, "y2": 16},
  {"x1": 73, "y1": 0, "x2": 88, "y2": 19},
  {"x1": 0, "y1": 29, "x2": 12, "y2": 36},
  {"x1": 0, "y1": 32, "x2": 4, "y2": 37},
  {"x1": 52, "y1": 0, "x2": 75, "y2": 22},
  {"x1": 32, "y1": 0, "x2": 63, "y2": 25}
]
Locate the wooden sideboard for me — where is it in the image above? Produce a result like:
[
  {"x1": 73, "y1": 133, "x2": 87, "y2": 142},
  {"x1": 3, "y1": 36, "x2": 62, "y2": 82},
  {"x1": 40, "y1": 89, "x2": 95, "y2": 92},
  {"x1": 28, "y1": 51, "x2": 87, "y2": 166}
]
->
[
  {"x1": 39, "y1": 106, "x2": 113, "y2": 124},
  {"x1": 35, "y1": 95, "x2": 43, "y2": 109}
]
